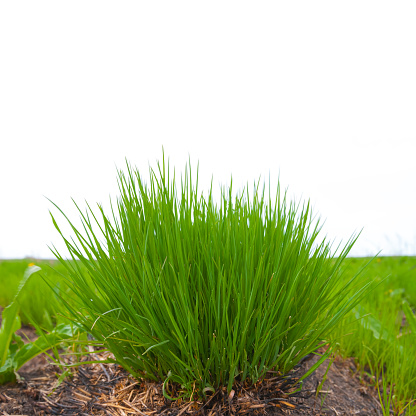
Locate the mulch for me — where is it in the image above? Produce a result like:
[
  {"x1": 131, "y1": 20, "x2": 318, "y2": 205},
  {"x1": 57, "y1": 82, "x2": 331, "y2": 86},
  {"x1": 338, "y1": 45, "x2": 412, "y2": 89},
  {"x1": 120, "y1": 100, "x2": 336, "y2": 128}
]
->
[{"x1": 0, "y1": 326, "x2": 385, "y2": 416}]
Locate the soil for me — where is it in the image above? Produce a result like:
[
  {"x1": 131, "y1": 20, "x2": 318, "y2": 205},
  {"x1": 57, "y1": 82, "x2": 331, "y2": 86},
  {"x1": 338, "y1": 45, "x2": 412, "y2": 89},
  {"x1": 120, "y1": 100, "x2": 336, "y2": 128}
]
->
[{"x1": 0, "y1": 324, "x2": 384, "y2": 416}]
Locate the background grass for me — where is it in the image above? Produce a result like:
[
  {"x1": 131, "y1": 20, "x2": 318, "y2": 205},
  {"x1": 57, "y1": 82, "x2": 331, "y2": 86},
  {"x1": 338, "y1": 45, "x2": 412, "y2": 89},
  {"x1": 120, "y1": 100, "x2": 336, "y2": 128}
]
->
[
  {"x1": 0, "y1": 259, "x2": 75, "y2": 329},
  {"x1": 332, "y1": 256, "x2": 416, "y2": 414}
]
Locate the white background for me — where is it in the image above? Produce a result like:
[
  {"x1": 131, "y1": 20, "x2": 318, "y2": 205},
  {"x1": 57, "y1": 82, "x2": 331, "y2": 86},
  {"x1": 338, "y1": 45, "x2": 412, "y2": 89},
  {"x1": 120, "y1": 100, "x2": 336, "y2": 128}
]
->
[{"x1": 1, "y1": 1, "x2": 415, "y2": 259}]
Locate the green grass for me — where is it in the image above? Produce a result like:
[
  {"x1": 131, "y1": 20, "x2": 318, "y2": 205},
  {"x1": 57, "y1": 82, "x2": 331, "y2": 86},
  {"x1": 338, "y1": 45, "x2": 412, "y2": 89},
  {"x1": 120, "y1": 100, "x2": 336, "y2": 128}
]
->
[
  {"x1": 48, "y1": 156, "x2": 373, "y2": 400},
  {"x1": 0, "y1": 264, "x2": 81, "y2": 384},
  {"x1": 1, "y1": 256, "x2": 414, "y2": 411},
  {"x1": 0, "y1": 156, "x2": 414, "y2": 412},
  {"x1": 0, "y1": 259, "x2": 74, "y2": 329},
  {"x1": 332, "y1": 256, "x2": 416, "y2": 414}
]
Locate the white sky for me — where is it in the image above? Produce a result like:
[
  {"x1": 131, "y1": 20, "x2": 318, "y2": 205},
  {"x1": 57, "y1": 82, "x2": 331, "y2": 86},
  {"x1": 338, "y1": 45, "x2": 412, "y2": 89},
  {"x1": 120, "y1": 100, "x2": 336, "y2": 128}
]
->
[{"x1": 1, "y1": 1, "x2": 415, "y2": 259}]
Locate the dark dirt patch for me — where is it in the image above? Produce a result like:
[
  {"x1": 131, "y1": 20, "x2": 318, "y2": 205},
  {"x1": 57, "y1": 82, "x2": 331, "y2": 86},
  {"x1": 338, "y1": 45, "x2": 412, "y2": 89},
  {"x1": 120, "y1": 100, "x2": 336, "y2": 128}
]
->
[
  {"x1": 0, "y1": 346, "x2": 384, "y2": 416},
  {"x1": 293, "y1": 353, "x2": 382, "y2": 415}
]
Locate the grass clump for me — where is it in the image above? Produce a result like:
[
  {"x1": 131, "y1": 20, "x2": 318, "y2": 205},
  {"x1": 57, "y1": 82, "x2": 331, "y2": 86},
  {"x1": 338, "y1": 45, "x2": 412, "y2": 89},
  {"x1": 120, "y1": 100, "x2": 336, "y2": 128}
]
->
[{"x1": 50, "y1": 156, "x2": 372, "y2": 400}]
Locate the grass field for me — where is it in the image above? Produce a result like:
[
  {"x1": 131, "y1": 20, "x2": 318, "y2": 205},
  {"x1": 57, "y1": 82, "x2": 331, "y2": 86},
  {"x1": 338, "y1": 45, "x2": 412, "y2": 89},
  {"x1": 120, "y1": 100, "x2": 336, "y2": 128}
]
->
[{"x1": 1, "y1": 255, "x2": 415, "y2": 413}]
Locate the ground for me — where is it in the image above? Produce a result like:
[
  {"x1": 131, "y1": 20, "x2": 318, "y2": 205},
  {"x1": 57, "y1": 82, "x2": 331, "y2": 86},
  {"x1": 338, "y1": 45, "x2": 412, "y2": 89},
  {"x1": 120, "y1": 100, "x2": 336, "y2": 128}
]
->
[{"x1": 0, "y1": 325, "x2": 384, "y2": 416}]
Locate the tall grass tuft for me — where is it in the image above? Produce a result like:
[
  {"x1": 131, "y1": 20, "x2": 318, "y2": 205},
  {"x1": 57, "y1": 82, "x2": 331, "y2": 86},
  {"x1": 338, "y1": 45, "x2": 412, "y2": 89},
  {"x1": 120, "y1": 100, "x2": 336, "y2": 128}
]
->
[{"x1": 50, "y1": 156, "x2": 372, "y2": 399}]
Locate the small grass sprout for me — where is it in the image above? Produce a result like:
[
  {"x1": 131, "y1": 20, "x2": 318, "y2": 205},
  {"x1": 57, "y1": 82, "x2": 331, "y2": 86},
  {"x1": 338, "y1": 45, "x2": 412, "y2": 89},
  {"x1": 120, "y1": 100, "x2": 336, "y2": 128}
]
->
[{"x1": 50, "y1": 155, "x2": 373, "y2": 400}]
